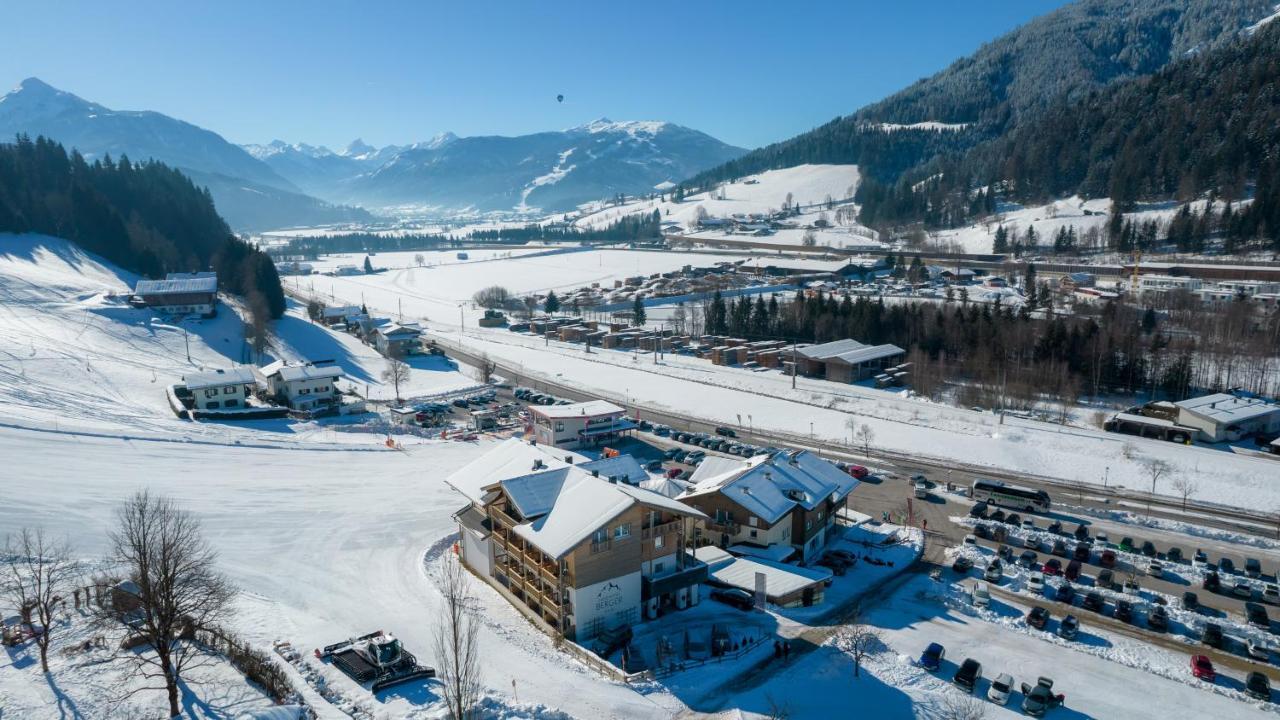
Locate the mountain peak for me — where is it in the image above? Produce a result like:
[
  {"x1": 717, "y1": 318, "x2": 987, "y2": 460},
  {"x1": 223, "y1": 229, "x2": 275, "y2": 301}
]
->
[
  {"x1": 572, "y1": 118, "x2": 669, "y2": 136},
  {"x1": 17, "y1": 77, "x2": 56, "y2": 93},
  {"x1": 342, "y1": 138, "x2": 375, "y2": 157}
]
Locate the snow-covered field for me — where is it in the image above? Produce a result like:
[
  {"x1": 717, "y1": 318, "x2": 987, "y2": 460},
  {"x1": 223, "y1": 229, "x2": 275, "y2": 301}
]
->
[{"x1": 306, "y1": 247, "x2": 546, "y2": 274}]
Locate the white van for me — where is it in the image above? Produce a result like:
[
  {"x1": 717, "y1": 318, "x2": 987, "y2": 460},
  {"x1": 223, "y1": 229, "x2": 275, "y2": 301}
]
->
[
  {"x1": 914, "y1": 478, "x2": 929, "y2": 499},
  {"x1": 972, "y1": 582, "x2": 991, "y2": 607}
]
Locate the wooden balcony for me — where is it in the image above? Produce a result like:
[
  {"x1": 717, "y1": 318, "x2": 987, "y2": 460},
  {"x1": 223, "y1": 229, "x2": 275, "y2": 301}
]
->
[{"x1": 641, "y1": 519, "x2": 681, "y2": 540}]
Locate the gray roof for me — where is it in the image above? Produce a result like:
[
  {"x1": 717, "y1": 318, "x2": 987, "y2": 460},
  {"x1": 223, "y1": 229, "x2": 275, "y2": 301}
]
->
[
  {"x1": 1175, "y1": 393, "x2": 1278, "y2": 425},
  {"x1": 183, "y1": 367, "x2": 255, "y2": 390},
  {"x1": 135, "y1": 276, "x2": 217, "y2": 295},
  {"x1": 796, "y1": 338, "x2": 870, "y2": 360},
  {"x1": 682, "y1": 450, "x2": 857, "y2": 525},
  {"x1": 258, "y1": 361, "x2": 343, "y2": 382},
  {"x1": 827, "y1": 344, "x2": 905, "y2": 366}
]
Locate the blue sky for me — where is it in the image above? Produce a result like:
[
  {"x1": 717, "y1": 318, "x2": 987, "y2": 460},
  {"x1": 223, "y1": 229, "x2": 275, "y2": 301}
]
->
[{"x1": 4, "y1": 0, "x2": 1067, "y2": 150}]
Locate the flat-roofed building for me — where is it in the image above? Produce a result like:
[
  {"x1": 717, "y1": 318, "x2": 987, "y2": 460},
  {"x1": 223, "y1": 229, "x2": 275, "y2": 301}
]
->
[{"x1": 528, "y1": 400, "x2": 632, "y2": 449}]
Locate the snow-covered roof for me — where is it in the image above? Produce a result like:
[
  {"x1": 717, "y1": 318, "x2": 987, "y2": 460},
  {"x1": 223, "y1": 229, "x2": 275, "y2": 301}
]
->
[
  {"x1": 1175, "y1": 393, "x2": 1278, "y2": 425},
  {"x1": 694, "y1": 546, "x2": 829, "y2": 597},
  {"x1": 682, "y1": 450, "x2": 857, "y2": 525},
  {"x1": 374, "y1": 322, "x2": 422, "y2": 338},
  {"x1": 795, "y1": 338, "x2": 868, "y2": 360},
  {"x1": 578, "y1": 454, "x2": 648, "y2": 484},
  {"x1": 640, "y1": 476, "x2": 690, "y2": 499},
  {"x1": 727, "y1": 543, "x2": 795, "y2": 563},
  {"x1": 827, "y1": 344, "x2": 905, "y2": 366},
  {"x1": 258, "y1": 361, "x2": 343, "y2": 382},
  {"x1": 135, "y1": 275, "x2": 217, "y2": 295},
  {"x1": 183, "y1": 367, "x2": 256, "y2": 390},
  {"x1": 320, "y1": 305, "x2": 361, "y2": 318},
  {"x1": 529, "y1": 400, "x2": 624, "y2": 419},
  {"x1": 443, "y1": 438, "x2": 585, "y2": 506}
]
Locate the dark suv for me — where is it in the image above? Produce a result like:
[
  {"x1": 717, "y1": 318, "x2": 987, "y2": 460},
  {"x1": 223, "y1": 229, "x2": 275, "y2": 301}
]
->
[{"x1": 953, "y1": 658, "x2": 982, "y2": 693}]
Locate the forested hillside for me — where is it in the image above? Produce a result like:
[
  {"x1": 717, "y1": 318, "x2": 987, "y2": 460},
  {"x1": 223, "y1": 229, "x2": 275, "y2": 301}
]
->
[
  {"x1": 686, "y1": 0, "x2": 1272, "y2": 192},
  {"x1": 0, "y1": 134, "x2": 284, "y2": 317},
  {"x1": 858, "y1": 18, "x2": 1280, "y2": 251}
]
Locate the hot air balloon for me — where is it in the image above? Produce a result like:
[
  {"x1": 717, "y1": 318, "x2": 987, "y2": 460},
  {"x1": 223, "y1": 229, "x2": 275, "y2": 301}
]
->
[{"x1": 556, "y1": 94, "x2": 564, "y2": 103}]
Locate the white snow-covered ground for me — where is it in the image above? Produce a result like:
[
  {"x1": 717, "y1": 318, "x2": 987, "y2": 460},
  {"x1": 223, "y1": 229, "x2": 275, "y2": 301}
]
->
[{"x1": 305, "y1": 247, "x2": 546, "y2": 274}]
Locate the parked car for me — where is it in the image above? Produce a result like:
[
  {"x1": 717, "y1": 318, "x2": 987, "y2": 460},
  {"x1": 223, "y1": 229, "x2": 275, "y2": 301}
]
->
[
  {"x1": 1043, "y1": 559, "x2": 1063, "y2": 577},
  {"x1": 644, "y1": 460, "x2": 663, "y2": 472},
  {"x1": 1201, "y1": 623, "x2": 1225, "y2": 648},
  {"x1": 1020, "y1": 677, "x2": 1063, "y2": 717},
  {"x1": 709, "y1": 588, "x2": 755, "y2": 611},
  {"x1": 666, "y1": 468, "x2": 686, "y2": 480},
  {"x1": 969, "y1": 501, "x2": 989, "y2": 518},
  {"x1": 686, "y1": 450, "x2": 706, "y2": 463},
  {"x1": 1114, "y1": 600, "x2": 1134, "y2": 624},
  {"x1": 1028, "y1": 571, "x2": 1046, "y2": 593},
  {"x1": 1219, "y1": 557, "x2": 1237, "y2": 575},
  {"x1": 1202, "y1": 571, "x2": 1220, "y2": 592},
  {"x1": 1249, "y1": 639, "x2": 1272, "y2": 661},
  {"x1": 1027, "y1": 606, "x2": 1050, "y2": 630},
  {"x1": 953, "y1": 658, "x2": 983, "y2": 693},
  {"x1": 714, "y1": 426, "x2": 737, "y2": 438},
  {"x1": 974, "y1": 524, "x2": 992, "y2": 540},
  {"x1": 1192, "y1": 549, "x2": 1209, "y2": 569},
  {"x1": 1065, "y1": 560, "x2": 1082, "y2": 581},
  {"x1": 1073, "y1": 524, "x2": 1089, "y2": 541},
  {"x1": 1146, "y1": 560, "x2": 1163, "y2": 578},
  {"x1": 1019, "y1": 550, "x2": 1039, "y2": 569},
  {"x1": 1148, "y1": 605, "x2": 1169, "y2": 633},
  {"x1": 1096, "y1": 568, "x2": 1114, "y2": 590},
  {"x1": 1141, "y1": 540, "x2": 1157, "y2": 557},
  {"x1": 1191, "y1": 655, "x2": 1216, "y2": 682},
  {"x1": 985, "y1": 561, "x2": 1003, "y2": 583},
  {"x1": 1266, "y1": 584, "x2": 1280, "y2": 605},
  {"x1": 972, "y1": 582, "x2": 991, "y2": 607},
  {"x1": 1246, "y1": 672, "x2": 1272, "y2": 701},
  {"x1": 653, "y1": 425, "x2": 670, "y2": 437},
  {"x1": 919, "y1": 642, "x2": 945, "y2": 672},
  {"x1": 1058, "y1": 614, "x2": 1079, "y2": 640},
  {"x1": 1047, "y1": 519, "x2": 1064, "y2": 535},
  {"x1": 1182, "y1": 592, "x2": 1200, "y2": 611},
  {"x1": 1083, "y1": 592, "x2": 1105, "y2": 613},
  {"x1": 963, "y1": 534, "x2": 978, "y2": 546},
  {"x1": 998, "y1": 545, "x2": 1015, "y2": 562},
  {"x1": 1247, "y1": 557, "x2": 1263, "y2": 578},
  {"x1": 1247, "y1": 602, "x2": 1271, "y2": 628},
  {"x1": 1051, "y1": 539, "x2": 1068, "y2": 558},
  {"x1": 989, "y1": 509, "x2": 1007, "y2": 523},
  {"x1": 1166, "y1": 546, "x2": 1183, "y2": 564},
  {"x1": 1099, "y1": 550, "x2": 1117, "y2": 568},
  {"x1": 952, "y1": 556, "x2": 974, "y2": 574},
  {"x1": 847, "y1": 465, "x2": 869, "y2": 479},
  {"x1": 988, "y1": 672, "x2": 1014, "y2": 705},
  {"x1": 1073, "y1": 543, "x2": 1090, "y2": 562},
  {"x1": 1005, "y1": 513, "x2": 1022, "y2": 527},
  {"x1": 1022, "y1": 518, "x2": 1036, "y2": 531},
  {"x1": 1237, "y1": 582, "x2": 1257, "y2": 599},
  {"x1": 1056, "y1": 583, "x2": 1076, "y2": 604},
  {"x1": 663, "y1": 447, "x2": 681, "y2": 460}
]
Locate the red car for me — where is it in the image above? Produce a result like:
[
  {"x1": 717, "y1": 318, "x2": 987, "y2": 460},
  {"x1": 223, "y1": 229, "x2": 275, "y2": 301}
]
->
[
  {"x1": 1191, "y1": 655, "x2": 1216, "y2": 681},
  {"x1": 848, "y1": 465, "x2": 869, "y2": 479},
  {"x1": 666, "y1": 467, "x2": 684, "y2": 479},
  {"x1": 1043, "y1": 558, "x2": 1063, "y2": 576},
  {"x1": 1099, "y1": 550, "x2": 1117, "y2": 568}
]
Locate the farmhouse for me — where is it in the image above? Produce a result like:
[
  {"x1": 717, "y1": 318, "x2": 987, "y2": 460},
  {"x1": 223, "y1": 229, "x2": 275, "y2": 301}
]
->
[
  {"x1": 1173, "y1": 393, "x2": 1280, "y2": 443},
  {"x1": 132, "y1": 272, "x2": 218, "y2": 316},
  {"x1": 528, "y1": 400, "x2": 632, "y2": 449},
  {"x1": 319, "y1": 305, "x2": 361, "y2": 326},
  {"x1": 254, "y1": 361, "x2": 343, "y2": 412},
  {"x1": 447, "y1": 439, "x2": 709, "y2": 641},
  {"x1": 794, "y1": 338, "x2": 906, "y2": 383},
  {"x1": 680, "y1": 450, "x2": 858, "y2": 563},
  {"x1": 182, "y1": 367, "x2": 256, "y2": 411}
]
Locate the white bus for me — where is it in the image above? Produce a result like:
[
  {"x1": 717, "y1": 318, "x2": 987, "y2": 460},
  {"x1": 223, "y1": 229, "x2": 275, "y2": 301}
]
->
[{"x1": 972, "y1": 479, "x2": 1051, "y2": 513}]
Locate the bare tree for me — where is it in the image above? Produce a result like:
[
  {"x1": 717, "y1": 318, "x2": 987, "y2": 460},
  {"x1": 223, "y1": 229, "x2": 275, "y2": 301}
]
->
[
  {"x1": 414, "y1": 253, "x2": 426, "y2": 267},
  {"x1": 1171, "y1": 476, "x2": 1199, "y2": 512},
  {"x1": 104, "y1": 491, "x2": 235, "y2": 718},
  {"x1": 764, "y1": 691, "x2": 792, "y2": 720},
  {"x1": 472, "y1": 285, "x2": 513, "y2": 309},
  {"x1": 854, "y1": 423, "x2": 875, "y2": 459},
  {"x1": 1, "y1": 528, "x2": 79, "y2": 672},
  {"x1": 382, "y1": 346, "x2": 411, "y2": 403},
  {"x1": 834, "y1": 607, "x2": 882, "y2": 677},
  {"x1": 433, "y1": 554, "x2": 482, "y2": 720},
  {"x1": 935, "y1": 691, "x2": 989, "y2": 720},
  {"x1": 1144, "y1": 459, "x2": 1172, "y2": 516},
  {"x1": 801, "y1": 230, "x2": 817, "y2": 247}
]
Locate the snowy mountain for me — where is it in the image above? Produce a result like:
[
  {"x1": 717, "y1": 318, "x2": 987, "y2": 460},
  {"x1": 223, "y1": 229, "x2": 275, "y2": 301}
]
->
[
  {"x1": 0, "y1": 78, "x2": 372, "y2": 230},
  {"x1": 253, "y1": 120, "x2": 745, "y2": 213}
]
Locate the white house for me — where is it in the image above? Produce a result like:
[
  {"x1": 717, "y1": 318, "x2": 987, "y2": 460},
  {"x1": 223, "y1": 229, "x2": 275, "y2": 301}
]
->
[
  {"x1": 371, "y1": 322, "x2": 423, "y2": 356},
  {"x1": 1174, "y1": 393, "x2": 1280, "y2": 443},
  {"x1": 1137, "y1": 274, "x2": 1202, "y2": 297},
  {"x1": 527, "y1": 400, "x2": 631, "y2": 449},
  {"x1": 255, "y1": 361, "x2": 343, "y2": 412},
  {"x1": 182, "y1": 368, "x2": 256, "y2": 411},
  {"x1": 319, "y1": 305, "x2": 361, "y2": 325}
]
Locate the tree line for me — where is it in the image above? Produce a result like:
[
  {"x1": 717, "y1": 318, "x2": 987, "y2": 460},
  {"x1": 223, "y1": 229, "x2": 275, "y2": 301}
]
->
[{"x1": 0, "y1": 134, "x2": 284, "y2": 318}]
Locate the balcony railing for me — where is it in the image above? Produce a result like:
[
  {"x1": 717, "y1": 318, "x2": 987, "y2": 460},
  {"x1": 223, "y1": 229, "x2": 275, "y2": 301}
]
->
[
  {"x1": 642, "y1": 557, "x2": 709, "y2": 600},
  {"x1": 641, "y1": 519, "x2": 681, "y2": 540}
]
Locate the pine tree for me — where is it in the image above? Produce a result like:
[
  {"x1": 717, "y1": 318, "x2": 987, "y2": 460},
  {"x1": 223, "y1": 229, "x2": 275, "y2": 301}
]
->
[
  {"x1": 544, "y1": 291, "x2": 560, "y2": 314},
  {"x1": 632, "y1": 296, "x2": 646, "y2": 327},
  {"x1": 363, "y1": 256, "x2": 374, "y2": 273}
]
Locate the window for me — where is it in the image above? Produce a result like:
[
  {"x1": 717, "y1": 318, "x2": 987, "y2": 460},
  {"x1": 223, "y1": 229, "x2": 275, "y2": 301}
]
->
[
  {"x1": 805, "y1": 519, "x2": 812, "y2": 530},
  {"x1": 748, "y1": 516, "x2": 758, "y2": 527},
  {"x1": 654, "y1": 536, "x2": 664, "y2": 550},
  {"x1": 555, "y1": 421, "x2": 565, "y2": 432},
  {"x1": 613, "y1": 523, "x2": 631, "y2": 541},
  {"x1": 206, "y1": 401, "x2": 219, "y2": 409},
  {"x1": 654, "y1": 561, "x2": 665, "y2": 574},
  {"x1": 223, "y1": 386, "x2": 237, "y2": 394},
  {"x1": 749, "y1": 529, "x2": 758, "y2": 539},
  {"x1": 204, "y1": 388, "x2": 217, "y2": 398},
  {"x1": 592, "y1": 528, "x2": 608, "y2": 545},
  {"x1": 714, "y1": 509, "x2": 733, "y2": 524},
  {"x1": 646, "y1": 510, "x2": 660, "y2": 526}
]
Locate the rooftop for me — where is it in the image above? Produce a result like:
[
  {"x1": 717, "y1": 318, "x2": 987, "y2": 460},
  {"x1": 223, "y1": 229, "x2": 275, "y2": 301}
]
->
[
  {"x1": 183, "y1": 367, "x2": 256, "y2": 390},
  {"x1": 257, "y1": 361, "x2": 343, "y2": 383},
  {"x1": 135, "y1": 275, "x2": 218, "y2": 295},
  {"x1": 694, "y1": 546, "x2": 830, "y2": 597},
  {"x1": 529, "y1": 400, "x2": 625, "y2": 419},
  {"x1": 1175, "y1": 393, "x2": 1278, "y2": 424},
  {"x1": 682, "y1": 450, "x2": 857, "y2": 524}
]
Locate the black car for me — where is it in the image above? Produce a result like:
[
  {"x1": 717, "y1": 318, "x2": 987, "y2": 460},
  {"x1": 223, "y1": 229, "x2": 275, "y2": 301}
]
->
[
  {"x1": 1202, "y1": 623, "x2": 1225, "y2": 648},
  {"x1": 645, "y1": 460, "x2": 663, "y2": 472},
  {"x1": 969, "y1": 502, "x2": 989, "y2": 519},
  {"x1": 989, "y1": 509, "x2": 1007, "y2": 523},
  {"x1": 1148, "y1": 605, "x2": 1169, "y2": 632},
  {"x1": 1047, "y1": 520, "x2": 1064, "y2": 535},
  {"x1": 1051, "y1": 540, "x2": 1069, "y2": 558},
  {"x1": 1096, "y1": 569, "x2": 1114, "y2": 590},
  {"x1": 1058, "y1": 614, "x2": 1080, "y2": 640},
  {"x1": 1247, "y1": 557, "x2": 1264, "y2": 578},
  {"x1": 974, "y1": 523, "x2": 992, "y2": 540},
  {"x1": 709, "y1": 588, "x2": 755, "y2": 611},
  {"x1": 1019, "y1": 550, "x2": 1039, "y2": 568},
  {"x1": 1073, "y1": 524, "x2": 1090, "y2": 541},
  {"x1": 1005, "y1": 513, "x2": 1022, "y2": 527},
  {"x1": 1248, "y1": 602, "x2": 1271, "y2": 629},
  {"x1": 952, "y1": 556, "x2": 974, "y2": 574},
  {"x1": 1246, "y1": 672, "x2": 1272, "y2": 701},
  {"x1": 1073, "y1": 543, "x2": 1091, "y2": 562},
  {"x1": 1027, "y1": 606, "x2": 1050, "y2": 629},
  {"x1": 953, "y1": 658, "x2": 982, "y2": 692},
  {"x1": 1219, "y1": 557, "x2": 1237, "y2": 575},
  {"x1": 1202, "y1": 571, "x2": 1221, "y2": 592},
  {"x1": 1166, "y1": 546, "x2": 1183, "y2": 564},
  {"x1": 714, "y1": 426, "x2": 737, "y2": 438},
  {"x1": 1114, "y1": 600, "x2": 1134, "y2": 624},
  {"x1": 663, "y1": 447, "x2": 681, "y2": 460},
  {"x1": 638, "y1": 420, "x2": 653, "y2": 431},
  {"x1": 1141, "y1": 540, "x2": 1158, "y2": 557},
  {"x1": 1056, "y1": 583, "x2": 1076, "y2": 604},
  {"x1": 1083, "y1": 592, "x2": 1105, "y2": 612},
  {"x1": 1182, "y1": 591, "x2": 1200, "y2": 611}
]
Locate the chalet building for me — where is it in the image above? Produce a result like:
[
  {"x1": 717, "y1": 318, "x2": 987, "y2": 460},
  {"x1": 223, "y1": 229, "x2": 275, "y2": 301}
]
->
[
  {"x1": 794, "y1": 338, "x2": 905, "y2": 383},
  {"x1": 447, "y1": 440, "x2": 708, "y2": 641},
  {"x1": 182, "y1": 367, "x2": 256, "y2": 411},
  {"x1": 133, "y1": 272, "x2": 218, "y2": 317},
  {"x1": 254, "y1": 361, "x2": 343, "y2": 412},
  {"x1": 528, "y1": 400, "x2": 633, "y2": 449},
  {"x1": 1058, "y1": 272, "x2": 1096, "y2": 291},
  {"x1": 371, "y1": 322, "x2": 423, "y2": 356},
  {"x1": 679, "y1": 450, "x2": 858, "y2": 563}
]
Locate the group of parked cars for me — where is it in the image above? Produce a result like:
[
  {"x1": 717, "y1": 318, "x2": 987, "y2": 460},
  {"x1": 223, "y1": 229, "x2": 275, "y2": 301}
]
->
[
  {"x1": 639, "y1": 422, "x2": 775, "y2": 459},
  {"x1": 512, "y1": 387, "x2": 572, "y2": 406},
  {"x1": 919, "y1": 642, "x2": 1064, "y2": 716}
]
